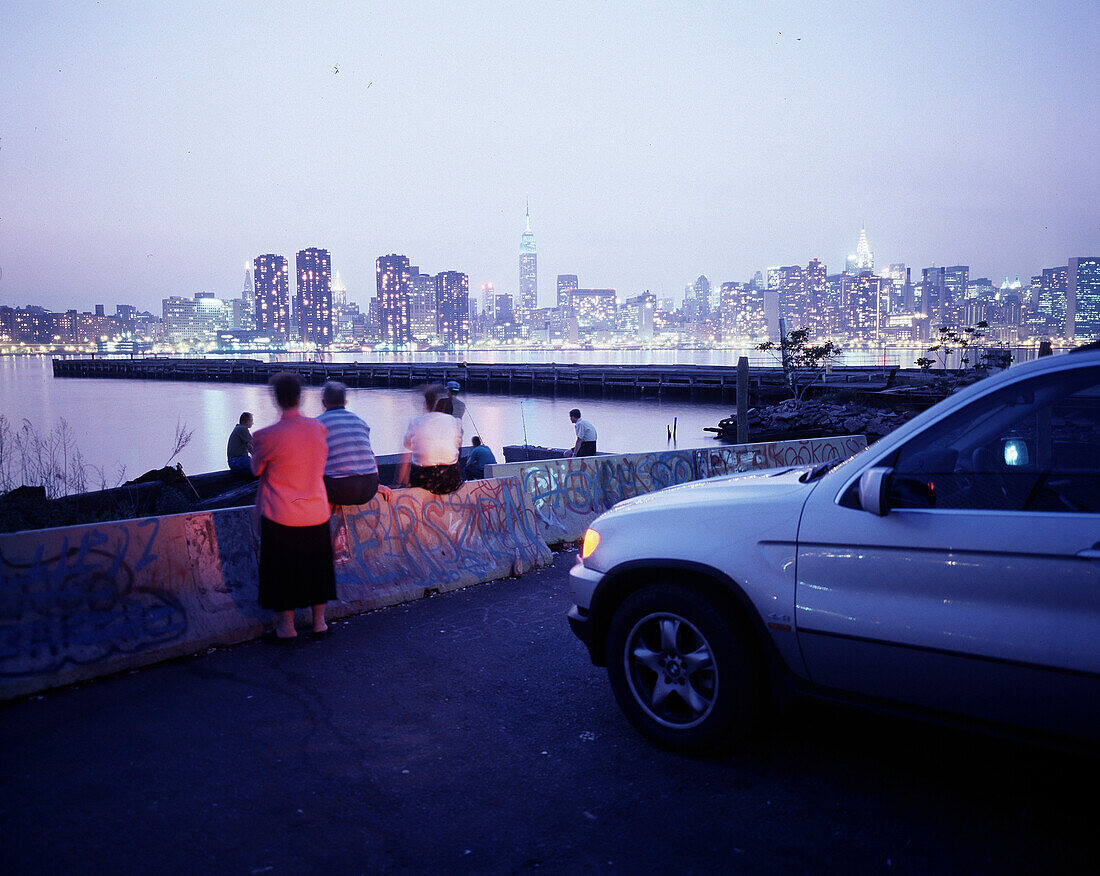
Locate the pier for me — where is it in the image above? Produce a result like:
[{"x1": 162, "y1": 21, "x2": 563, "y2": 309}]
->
[{"x1": 51, "y1": 358, "x2": 902, "y2": 402}]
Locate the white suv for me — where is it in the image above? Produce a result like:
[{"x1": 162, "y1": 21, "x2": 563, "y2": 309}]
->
[{"x1": 568, "y1": 345, "x2": 1100, "y2": 753}]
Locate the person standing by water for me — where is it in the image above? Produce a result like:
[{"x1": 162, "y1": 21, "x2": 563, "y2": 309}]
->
[
  {"x1": 227, "y1": 412, "x2": 254, "y2": 476},
  {"x1": 444, "y1": 380, "x2": 466, "y2": 422},
  {"x1": 251, "y1": 372, "x2": 334, "y2": 643},
  {"x1": 317, "y1": 380, "x2": 385, "y2": 506},
  {"x1": 397, "y1": 385, "x2": 463, "y2": 494},
  {"x1": 567, "y1": 408, "x2": 598, "y2": 457}
]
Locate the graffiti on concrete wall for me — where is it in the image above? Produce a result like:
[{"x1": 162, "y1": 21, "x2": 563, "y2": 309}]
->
[
  {"x1": 0, "y1": 518, "x2": 188, "y2": 679},
  {"x1": 336, "y1": 477, "x2": 552, "y2": 606},
  {"x1": 695, "y1": 435, "x2": 867, "y2": 478},
  {"x1": 494, "y1": 450, "x2": 697, "y2": 545},
  {"x1": 490, "y1": 437, "x2": 866, "y2": 544}
]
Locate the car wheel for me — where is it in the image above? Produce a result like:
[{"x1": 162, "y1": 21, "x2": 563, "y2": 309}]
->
[{"x1": 606, "y1": 583, "x2": 763, "y2": 753}]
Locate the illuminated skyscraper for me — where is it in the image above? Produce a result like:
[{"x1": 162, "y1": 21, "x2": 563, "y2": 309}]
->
[
  {"x1": 1038, "y1": 265, "x2": 1068, "y2": 334},
  {"x1": 920, "y1": 266, "x2": 947, "y2": 322},
  {"x1": 254, "y1": 254, "x2": 290, "y2": 338},
  {"x1": 846, "y1": 228, "x2": 874, "y2": 274},
  {"x1": 435, "y1": 270, "x2": 470, "y2": 346},
  {"x1": 692, "y1": 274, "x2": 711, "y2": 320},
  {"x1": 376, "y1": 254, "x2": 412, "y2": 347},
  {"x1": 556, "y1": 274, "x2": 578, "y2": 308},
  {"x1": 519, "y1": 202, "x2": 537, "y2": 310},
  {"x1": 1067, "y1": 256, "x2": 1100, "y2": 340},
  {"x1": 408, "y1": 267, "x2": 437, "y2": 342},
  {"x1": 296, "y1": 247, "x2": 332, "y2": 345}
]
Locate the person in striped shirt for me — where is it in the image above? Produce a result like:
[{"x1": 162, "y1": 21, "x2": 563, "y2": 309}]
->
[{"x1": 318, "y1": 381, "x2": 385, "y2": 506}]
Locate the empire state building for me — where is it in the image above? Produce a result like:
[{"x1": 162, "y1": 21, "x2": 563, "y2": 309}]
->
[{"x1": 519, "y1": 202, "x2": 537, "y2": 311}]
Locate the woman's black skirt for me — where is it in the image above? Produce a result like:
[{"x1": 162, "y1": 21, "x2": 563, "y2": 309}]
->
[
  {"x1": 410, "y1": 462, "x2": 463, "y2": 495},
  {"x1": 258, "y1": 516, "x2": 336, "y2": 611}
]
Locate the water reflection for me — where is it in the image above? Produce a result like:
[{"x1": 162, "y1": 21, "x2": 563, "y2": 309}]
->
[{"x1": 2, "y1": 357, "x2": 737, "y2": 480}]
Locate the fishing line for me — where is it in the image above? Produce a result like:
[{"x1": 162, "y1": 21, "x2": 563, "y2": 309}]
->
[{"x1": 519, "y1": 399, "x2": 531, "y2": 460}]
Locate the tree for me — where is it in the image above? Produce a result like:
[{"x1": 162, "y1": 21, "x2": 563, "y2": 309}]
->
[
  {"x1": 757, "y1": 328, "x2": 842, "y2": 403},
  {"x1": 916, "y1": 321, "x2": 1012, "y2": 389}
]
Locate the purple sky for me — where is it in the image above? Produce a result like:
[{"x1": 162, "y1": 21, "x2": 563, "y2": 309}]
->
[{"x1": 2, "y1": 1, "x2": 1098, "y2": 314}]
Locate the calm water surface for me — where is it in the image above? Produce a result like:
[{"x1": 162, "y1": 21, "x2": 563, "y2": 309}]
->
[{"x1": 1, "y1": 356, "x2": 739, "y2": 481}]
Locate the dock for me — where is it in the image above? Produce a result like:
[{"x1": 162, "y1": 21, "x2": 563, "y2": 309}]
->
[{"x1": 51, "y1": 358, "x2": 903, "y2": 402}]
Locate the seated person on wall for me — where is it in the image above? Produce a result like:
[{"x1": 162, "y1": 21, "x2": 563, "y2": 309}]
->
[
  {"x1": 464, "y1": 435, "x2": 497, "y2": 480},
  {"x1": 227, "y1": 412, "x2": 254, "y2": 476},
  {"x1": 397, "y1": 385, "x2": 464, "y2": 495},
  {"x1": 565, "y1": 408, "x2": 598, "y2": 457},
  {"x1": 318, "y1": 380, "x2": 389, "y2": 506}
]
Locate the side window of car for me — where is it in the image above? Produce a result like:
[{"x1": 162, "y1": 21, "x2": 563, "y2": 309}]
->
[{"x1": 889, "y1": 365, "x2": 1100, "y2": 513}]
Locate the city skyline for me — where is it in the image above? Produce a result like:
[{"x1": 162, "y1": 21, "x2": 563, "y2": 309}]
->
[{"x1": 2, "y1": 2, "x2": 1098, "y2": 313}]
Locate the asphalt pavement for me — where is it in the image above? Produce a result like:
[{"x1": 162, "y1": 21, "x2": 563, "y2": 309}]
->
[{"x1": 2, "y1": 547, "x2": 1095, "y2": 875}]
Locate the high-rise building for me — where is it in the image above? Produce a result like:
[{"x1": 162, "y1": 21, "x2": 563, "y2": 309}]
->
[
  {"x1": 519, "y1": 202, "x2": 537, "y2": 310},
  {"x1": 883, "y1": 264, "x2": 908, "y2": 314},
  {"x1": 435, "y1": 270, "x2": 470, "y2": 346},
  {"x1": 556, "y1": 274, "x2": 578, "y2": 308},
  {"x1": 408, "y1": 267, "x2": 437, "y2": 342},
  {"x1": 295, "y1": 247, "x2": 332, "y2": 345},
  {"x1": 841, "y1": 273, "x2": 888, "y2": 340},
  {"x1": 692, "y1": 275, "x2": 711, "y2": 321},
  {"x1": 920, "y1": 266, "x2": 947, "y2": 323},
  {"x1": 1038, "y1": 266, "x2": 1068, "y2": 335},
  {"x1": 773, "y1": 262, "x2": 827, "y2": 333},
  {"x1": 846, "y1": 228, "x2": 874, "y2": 274},
  {"x1": 163, "y1": 293, "x2": 231, "y2": 344},
  {"x1": 571, "y1": 289, "x2": 617, "y2": 331},
  {"x1": 376, "y1": 254, "x2": 412, "y2": 347},
  {"x1": 481, "y1": 282, "x2": 495, "y2": 318},
  {"x1": 719, "y1": 282, "x2": 766, "y2": 340},
  {"x1": 254, "y1": 254, "x2": 290, "y2": 338},
  {"x1": 1067, "y1": 257, "x2": 1100, "y2": 340},
  {"x1": 494, "y1": 293, "x2": 514, "y2": 325},
  {"x1": 621, "y1": 291, "x2": 656, "y2": 341}
]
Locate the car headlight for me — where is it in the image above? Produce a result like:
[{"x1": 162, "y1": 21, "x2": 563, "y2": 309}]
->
[{"x1": 581, "y1": 528, "x2": 600, "y2": 560}]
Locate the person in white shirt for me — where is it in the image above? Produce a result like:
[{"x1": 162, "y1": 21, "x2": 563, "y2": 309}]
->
[
  {"x1": 567, "y1": 408, "x2": 598, "y2": 457},
  {"x1": 398, "y1": 385, "x2": 464, "y2": 494}
]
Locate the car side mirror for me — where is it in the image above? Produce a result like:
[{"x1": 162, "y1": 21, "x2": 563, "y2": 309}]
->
[{"x1": 858, "y1": 467, "x2": 892, "y2": 516}]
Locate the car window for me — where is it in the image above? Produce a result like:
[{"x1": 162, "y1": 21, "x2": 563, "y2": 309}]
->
[{"x1": 889, "y1": 364, "x2": 1100, "y2": 512}]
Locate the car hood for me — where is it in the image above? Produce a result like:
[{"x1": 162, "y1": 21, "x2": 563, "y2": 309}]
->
[
  {"x1": 581, "y1": 464, "x2": 816, "y2": 576},
  {"x1": 601, "y1": 465, "x2": 817, "y2": 518}
]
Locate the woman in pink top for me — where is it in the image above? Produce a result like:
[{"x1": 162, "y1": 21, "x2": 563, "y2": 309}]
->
[{"x1": 251, "y1": 372, "x2": 334, "y2": 643}]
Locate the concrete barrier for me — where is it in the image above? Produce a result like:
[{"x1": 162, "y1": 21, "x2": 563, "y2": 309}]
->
[
  {"x1": 693, "y1": 435, "x2": 867, "y2": 478},
  {"x1": 484, "y1": 436, "x2": 867, "y2": 545},
  {"x1": 0, "y1": 436, "x2": 864, "y2": 698},
  {"x1": 0, "y1": 477, "x2": 551, "y2": 699}
]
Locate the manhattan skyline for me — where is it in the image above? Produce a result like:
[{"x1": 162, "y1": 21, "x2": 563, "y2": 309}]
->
[{"x1": 2, "y1": 1, "x2": 1098, "y2": 314}]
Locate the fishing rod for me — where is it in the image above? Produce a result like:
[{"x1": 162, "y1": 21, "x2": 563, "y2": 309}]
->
[{"x1": 517, "y1": 400, "x2": 530, "y2": 462}]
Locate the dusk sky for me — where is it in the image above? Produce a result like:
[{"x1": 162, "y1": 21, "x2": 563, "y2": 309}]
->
[{"x1": 2, "y1": 1, "x2": 1097, "y2": 314}]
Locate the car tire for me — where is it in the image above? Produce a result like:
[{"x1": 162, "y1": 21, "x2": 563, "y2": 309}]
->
[{"x1": 606, "y1": 583, "x2": 764, "y2": 753}]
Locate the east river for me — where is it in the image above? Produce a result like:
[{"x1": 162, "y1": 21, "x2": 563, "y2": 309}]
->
[
  {"x1": 3, "y1": 341, "x2": 1047, "y2": 484},
  {"x1": 1, "y1": 354, "x2": 746, "y2": 483}
]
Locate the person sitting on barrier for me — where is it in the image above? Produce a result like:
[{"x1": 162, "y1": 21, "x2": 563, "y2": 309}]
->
[
  {"x1": 566, "y1": 408, "x2": 598, "y2": 457},
  {"x1": 397, "y1": 385, "x2": 464, "y2": 494},
  {"x1": 251, "y1": 372, "x2": 334, "y2": 643},
  {"x1": 464, "y1": 435, "x2": 497, "y2": 480},
  {"x1": 318, "y1": 380, "x2": 390, "y2": 506},
  {"x1": 227, "y1": 412, "x2": 254, "y2": 476}
]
